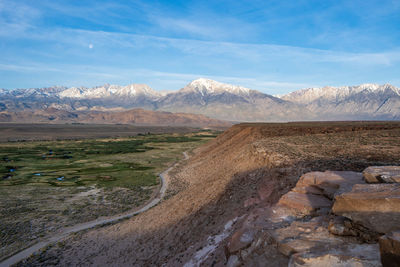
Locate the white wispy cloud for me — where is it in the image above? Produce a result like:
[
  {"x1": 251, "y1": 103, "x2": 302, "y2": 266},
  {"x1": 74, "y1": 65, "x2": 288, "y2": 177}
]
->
[
  {"x1": 0, "y1": 63, "x2": 61, "y2": 72},
  {"x1": 0, "y1": 61, "x2": 315, "y2": 93},
  {"x1": 4, "y1": 25, "x2": 399, "y2": 67}
]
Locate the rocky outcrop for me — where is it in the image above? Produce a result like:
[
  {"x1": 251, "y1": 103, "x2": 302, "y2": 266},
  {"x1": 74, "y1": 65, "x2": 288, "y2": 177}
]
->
[
  {"x1": 278, "y1": 171, "x2": 364, "y2": 216},
  {"x1": 379, "y1": 231, "x2": 400, "y2": 267},
  {"x1": 332, "y1": 184, "x2": 400, "y2": 233},
  {"x1": 363, "y1": 166, "x2": 400, "y2": 183},
  {"x1": 270, "y1": 216, "x2": 344, "y2": 257},
  {"x1": 226, "y1": 170, "x2": 385, "y2": 266},
  {"x1": 295, "y1": 171, "x2": 364, "y2": 198}
]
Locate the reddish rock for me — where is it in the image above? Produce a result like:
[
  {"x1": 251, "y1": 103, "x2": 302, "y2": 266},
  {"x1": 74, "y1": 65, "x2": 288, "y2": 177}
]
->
[
  {"x1": 292, "y1": 185, "x2": 324, "y2": 195},
  {"x1": 364, "y1": 166, "x2": 400, "y2": 183},
  {"x1": 278, "y1": 191, "x2": 331, "y2": 215},
  {"x1": 257, "y1": 180, "x2": 275, "y2": 201},
  {"x1": 332, "y1": 183, "x2": 400, "y2": 233},
  {"x1": 226, "y1": 229, "x2": 255, "y2": 254},
  {"x1": 379, "y1": 231, "x2": 400, "y2": 267}
]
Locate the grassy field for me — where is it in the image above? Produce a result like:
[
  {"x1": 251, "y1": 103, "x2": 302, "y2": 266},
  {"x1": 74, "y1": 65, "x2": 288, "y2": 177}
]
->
[{"x1": 0, "y1": 130, "x2": 219, "y2": 261}]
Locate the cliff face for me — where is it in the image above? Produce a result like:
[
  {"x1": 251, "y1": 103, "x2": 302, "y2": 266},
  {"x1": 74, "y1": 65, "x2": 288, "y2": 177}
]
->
[{"x1": 22, "y1": 122, "x2": 400, "y2": 266}]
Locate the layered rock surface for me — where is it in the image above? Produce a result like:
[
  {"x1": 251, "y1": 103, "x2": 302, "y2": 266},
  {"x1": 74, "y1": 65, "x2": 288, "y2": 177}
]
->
[
  {"x1": 363, "y1": 166, "x2": 400, "y2": 183},
  {"x1": 289, "y1": 243, "x2": 381, "y2": 267},
  {"x1": 227, "y1": 167, "x2": 400, "y2": 266},
  {"x1": 278, "y1": 171, "x2": 364, "y2": 216},
  {"x1": 332, "y1": 184, "x2": 400, "y2": 233}
]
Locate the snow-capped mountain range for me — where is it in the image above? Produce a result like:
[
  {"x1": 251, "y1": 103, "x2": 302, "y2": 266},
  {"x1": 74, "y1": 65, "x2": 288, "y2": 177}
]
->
[
  {"x1": 181, "y1": 78, "x2": 251, "y2": 96},
  {"x1": 1, "y1": 79, "x2": 400, "y2": 121},
  {"x1": 58, "y1": 84, "x2": 160, "y2": 99},
  {"x1": 281, "y1": 84, "x2": 400, "y2": 120},
  {"x1": 282, "y1": 84, "x2": 400, "y2": 104}
]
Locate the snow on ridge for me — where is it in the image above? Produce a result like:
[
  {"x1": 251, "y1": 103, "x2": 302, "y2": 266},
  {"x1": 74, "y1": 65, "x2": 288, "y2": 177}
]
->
[
  {"x1": 185, "y1": 78, "x2": 251, "y2": 96},
  {"x1": 58, "y1": 83, "x2": 160, "y2": 99},
  {"x1": 282, "y1": 83, "x2": 399, "y2": 103}
]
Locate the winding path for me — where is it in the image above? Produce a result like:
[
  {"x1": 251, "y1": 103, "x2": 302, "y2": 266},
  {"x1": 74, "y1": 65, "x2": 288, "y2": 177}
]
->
[{"x1": 0, "y1": 152, "x2": 189, "y2": 267}]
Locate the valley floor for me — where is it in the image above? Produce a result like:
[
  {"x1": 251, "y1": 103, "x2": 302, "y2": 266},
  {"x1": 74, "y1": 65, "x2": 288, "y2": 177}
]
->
[{"x1": 0, "y1": 130, "x2": 216, "y2": 264}]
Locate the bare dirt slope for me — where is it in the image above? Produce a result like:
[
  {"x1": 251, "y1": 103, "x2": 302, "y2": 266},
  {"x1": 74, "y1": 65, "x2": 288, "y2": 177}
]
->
[{"x1": 18, "y1": 121, "x2": 400, "y2": 266}]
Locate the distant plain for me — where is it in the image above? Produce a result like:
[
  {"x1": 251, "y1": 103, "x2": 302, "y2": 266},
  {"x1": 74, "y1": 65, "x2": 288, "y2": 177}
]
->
[{"x1": 0, "y1": 123, "x2": 203, "y2": 142}]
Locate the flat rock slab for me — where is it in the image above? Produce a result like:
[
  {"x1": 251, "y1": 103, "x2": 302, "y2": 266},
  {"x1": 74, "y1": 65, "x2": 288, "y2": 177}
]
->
[
  {"x1": 332, "y1": 184, "x2": 400, "y2": 233},
  {"x1": 379, "y1": 231, "x2": 400, "y2": 267},
  {"x1": 268, "y1": 216, "x2": 344, "y2": 256},
  {"x1": 289, "y1": 243, "x2": 381, "y2": 267},
  {"x1": 296, "y1": 171, "x2": 364, "y2": 198},
  {"x1": 278, "y1": 191, "x2": 332, "y2": 215},
  {"x1": 363, "y1": 166, "x2": 400, "y2": 183}
]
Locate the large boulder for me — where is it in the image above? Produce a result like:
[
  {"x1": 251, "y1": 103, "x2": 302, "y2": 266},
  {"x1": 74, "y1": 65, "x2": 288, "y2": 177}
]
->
[
  {"x1": 379, "y1": 231, "x2": 400, "y2": 267},
  {"x1": 363, "y1": 166, "x2": 400, "y2": 183},
  {"x1": 332, "y1": 184, "x2": 400, "y2": 233}
]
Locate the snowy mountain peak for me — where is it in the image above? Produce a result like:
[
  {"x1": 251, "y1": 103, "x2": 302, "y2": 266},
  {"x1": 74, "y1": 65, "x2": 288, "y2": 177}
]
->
[
  {"x1": 113, "y1": 84, "x2": 160, "y2": 98},
  {"x1": 183, "y1": 78, "x2": 251, "y2": 96},
  {"x1": 357, "y1": 83, "x2": 380, "y2": 90}
]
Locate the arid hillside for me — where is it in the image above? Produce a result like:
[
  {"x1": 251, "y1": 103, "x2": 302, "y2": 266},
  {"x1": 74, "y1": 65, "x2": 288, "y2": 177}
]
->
[
  {"x1": 0, "y1": 107, "x2": 231, "y2": 128},
  {"x1": 19, "y1": 122, "x2": 400, "y2": 266}
]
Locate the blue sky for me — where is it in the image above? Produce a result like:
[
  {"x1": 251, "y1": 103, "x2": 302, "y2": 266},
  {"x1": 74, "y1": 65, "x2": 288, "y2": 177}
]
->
[{"x1": 0, "y1": 0, "x2": 400, "y2": 94}]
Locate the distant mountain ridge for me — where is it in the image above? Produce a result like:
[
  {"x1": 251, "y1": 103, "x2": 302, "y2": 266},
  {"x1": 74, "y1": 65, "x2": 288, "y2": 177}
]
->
[
  {"x1": 1, "y1": 79, "x2": 400, "y2": 121},
  {"x1": 281, "y1": 83, "x2": 400, "y2": 120}
]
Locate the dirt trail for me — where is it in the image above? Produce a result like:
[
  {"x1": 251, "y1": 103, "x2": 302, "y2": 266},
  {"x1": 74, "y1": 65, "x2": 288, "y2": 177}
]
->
[{"x1": 0, "y1": 152, "x2": 187, "y2": 267}]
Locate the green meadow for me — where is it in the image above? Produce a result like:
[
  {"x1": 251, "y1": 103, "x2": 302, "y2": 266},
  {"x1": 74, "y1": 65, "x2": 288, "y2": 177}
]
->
[{"x1": 0, "y1": 134, "x2": 213, "y2": 188}]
